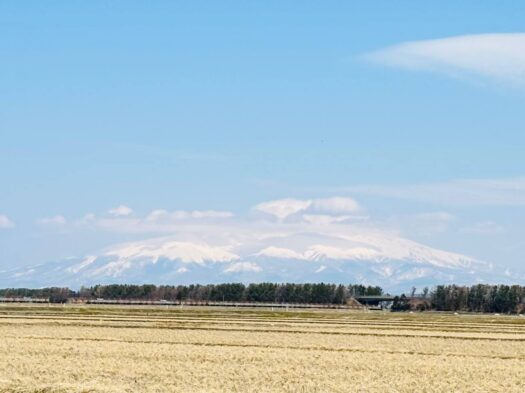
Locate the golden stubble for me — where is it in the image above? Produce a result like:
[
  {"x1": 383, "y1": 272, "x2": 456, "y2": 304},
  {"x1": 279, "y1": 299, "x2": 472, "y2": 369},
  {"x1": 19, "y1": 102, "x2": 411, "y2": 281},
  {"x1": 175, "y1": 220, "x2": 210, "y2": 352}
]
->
[{"x1": 0, "y1": 305, "x2": 524, "y2": 392}]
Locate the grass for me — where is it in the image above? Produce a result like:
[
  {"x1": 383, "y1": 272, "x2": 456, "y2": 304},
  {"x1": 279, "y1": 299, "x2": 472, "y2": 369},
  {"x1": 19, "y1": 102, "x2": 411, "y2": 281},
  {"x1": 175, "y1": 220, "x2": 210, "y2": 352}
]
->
[{"x1": 0, "y1": 304, "x2": 524, "y2": 392}]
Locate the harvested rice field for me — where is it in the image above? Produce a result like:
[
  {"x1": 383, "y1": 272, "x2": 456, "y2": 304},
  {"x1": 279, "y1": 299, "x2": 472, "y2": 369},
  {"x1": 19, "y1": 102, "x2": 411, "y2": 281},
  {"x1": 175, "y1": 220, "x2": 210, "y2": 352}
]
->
[{"x1": 0, "y1": 304, "x2": 524, "y2": 392}]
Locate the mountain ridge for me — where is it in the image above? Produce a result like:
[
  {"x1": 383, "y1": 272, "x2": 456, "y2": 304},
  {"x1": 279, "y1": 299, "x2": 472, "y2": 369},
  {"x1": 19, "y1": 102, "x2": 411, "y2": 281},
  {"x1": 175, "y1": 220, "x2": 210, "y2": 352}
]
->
[{"x1": 2, "y1": 228, "x2": 512, "y2": 292}]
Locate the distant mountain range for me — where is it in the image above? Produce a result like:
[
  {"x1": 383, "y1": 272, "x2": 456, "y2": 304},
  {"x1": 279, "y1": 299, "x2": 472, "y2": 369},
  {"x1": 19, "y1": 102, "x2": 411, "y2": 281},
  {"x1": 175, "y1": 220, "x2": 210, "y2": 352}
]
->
[{"x1": 1, "y1": 226, "x2": 517, "y2": 292}]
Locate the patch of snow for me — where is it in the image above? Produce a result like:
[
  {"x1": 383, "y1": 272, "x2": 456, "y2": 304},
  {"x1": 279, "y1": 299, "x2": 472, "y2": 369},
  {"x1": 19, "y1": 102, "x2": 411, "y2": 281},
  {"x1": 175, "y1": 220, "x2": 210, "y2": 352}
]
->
[
  {"x1": 223, "y1": 262, "x2": 262, "y2": 273},
  {"x1": 66, "y1": 256, "x2": 97, "y2": 274},
  {"x1": 255, "y1": 246, "x2": 303, "y2": 260},
  {"x1": 304, "y1": 245, "x2": 380, "y2": 261},
  {"x1": 13, "y1": 269, "x2": 35, "y2": 278},
  {"x1": 105, "y1": 240, "x2": 239, "y2": 265}
]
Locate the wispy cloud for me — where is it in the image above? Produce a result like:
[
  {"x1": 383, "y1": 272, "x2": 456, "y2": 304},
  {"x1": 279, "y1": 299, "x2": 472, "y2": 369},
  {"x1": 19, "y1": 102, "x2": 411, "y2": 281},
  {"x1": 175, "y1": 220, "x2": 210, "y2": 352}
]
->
[
  {"x1": 364, "y1": 33, "x2": 525, "y2": 87},
  {"x1": 387, "y1": 211, "x2": 457, "y2": 236},
  {"x1": 341, "y1": 177, "x2": 525, "y2": 207},
  {"x1": 254, "y1": 197, "x2": 361, "y2": 220},
  {"x1": 108, "y1": 205, "x2": 133, "y2": 217},
  {"x1": 0, "y1": 215, "x2": 14, "y2": 229},
  {"x1": 145, "y1": 209, "x2": 233, "y2": 222},
  {"x1": 37, "y1": 215, "x2": 67, "y2": 225},
  {"x1": 460, "y1": 221, "x2": 505, "y2": 236},
  {"x1": 73, "y1": 207, "x2": 235, "y2": 234},
  {"x1": 254, "y1": 198, "x2": 313, "y2": 220}
]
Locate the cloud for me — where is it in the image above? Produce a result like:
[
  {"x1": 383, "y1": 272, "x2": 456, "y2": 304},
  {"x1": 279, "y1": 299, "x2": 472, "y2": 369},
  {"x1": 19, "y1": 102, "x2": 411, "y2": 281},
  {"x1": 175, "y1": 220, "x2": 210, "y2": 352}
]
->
[
  {"x1": 301, "y1": 214, "x2": 351, "y2": 225},
  {"x1": 93, "y1": 218, "x2": 480, "y2": 272},
  {"x1": 415, "y1": 212, "x2": 456, "y2": 223},
  {"x1": 144, "y1": 209, "x2": 234, "y2": 223},
  {"x1": 25, "y1": 196, "x2": 505, "y2": 277},
  {"x1": 72, "y1": 207, "x2": 235, "y2": 234},
  {"x1": 413, "y1": 212, "x2": 456, "y2": 233},
  {"x1": 191, "y1": 210, "x2": 234, "y2": 219},
  {"x1": 38, "y1": 215, "x2": 67, "y2": 225},
  {"x1": 108, "y1": 205, "x2": 133, "y2": 217},
  {"x1": 254, "y1": 198, "x2": 313, "y2": 220},
  {"x1": 364, "y1": 33, "x2": 525, "y2": 86},
  {"x1": 254, "y1": 197, "x2": 361, "y2": 220},
  {"x1": 387, "y1": 211, "x2": 456, "y2": 235},
  {"x1": 311, "y1": 197, "x2": 360, "y2": 214},
  {"x1": 341, "y1": 177, "x2": 525, "y2": 207},
  {"x1": 460, "y1": 221, "x2": 505, "y2": 236},
  {"x1": 0, "y1": 215, "x2": 14, "y2": 229},
  {"x1": 79, "y1": 213, "x2": 96, "y2": 223}
]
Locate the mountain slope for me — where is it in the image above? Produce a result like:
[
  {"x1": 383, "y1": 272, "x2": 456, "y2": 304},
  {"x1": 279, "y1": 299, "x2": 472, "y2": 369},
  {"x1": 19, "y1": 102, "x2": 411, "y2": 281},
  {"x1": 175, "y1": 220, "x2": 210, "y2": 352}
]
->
[{"x1": 1, "y1": 226, "x2": 507, "y2": 292}]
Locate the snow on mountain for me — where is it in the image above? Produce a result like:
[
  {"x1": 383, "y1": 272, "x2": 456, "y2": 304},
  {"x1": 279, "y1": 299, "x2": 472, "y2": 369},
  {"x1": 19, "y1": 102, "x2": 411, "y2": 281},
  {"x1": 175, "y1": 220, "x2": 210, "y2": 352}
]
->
[
  {"x1": 255, "y1": 247, "x2": 304, "y2": 260},
  {"x1": 105, "y1": 240, "x2": 239, "y2": 265},
  {"x1": 0, "y1": 221, "x2": 503, "y2": 292},
  {"x1": 303, "y1": 245, "x2": 381, "y2": 261}
]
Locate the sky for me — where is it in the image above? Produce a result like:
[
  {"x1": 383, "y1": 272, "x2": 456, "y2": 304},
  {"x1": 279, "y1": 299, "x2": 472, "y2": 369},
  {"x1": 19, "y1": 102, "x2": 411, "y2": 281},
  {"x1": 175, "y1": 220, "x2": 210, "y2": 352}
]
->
[{"x1": 1, "y1": 1, "x2": 524, "y2": 277}]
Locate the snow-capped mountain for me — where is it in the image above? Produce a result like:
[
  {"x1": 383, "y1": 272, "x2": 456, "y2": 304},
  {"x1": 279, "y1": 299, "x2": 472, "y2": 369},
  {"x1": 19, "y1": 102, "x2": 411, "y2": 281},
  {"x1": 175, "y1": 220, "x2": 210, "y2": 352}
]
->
[{"x1": 0, "y1": 226, "x2": 506, "y2": 292}]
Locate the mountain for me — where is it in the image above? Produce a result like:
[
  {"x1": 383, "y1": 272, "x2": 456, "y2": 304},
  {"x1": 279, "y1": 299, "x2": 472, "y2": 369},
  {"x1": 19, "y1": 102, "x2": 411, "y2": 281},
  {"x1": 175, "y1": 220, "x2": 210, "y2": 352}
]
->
[{"x1": 0, "y1": 226, "x2": 511, "y2": 292}]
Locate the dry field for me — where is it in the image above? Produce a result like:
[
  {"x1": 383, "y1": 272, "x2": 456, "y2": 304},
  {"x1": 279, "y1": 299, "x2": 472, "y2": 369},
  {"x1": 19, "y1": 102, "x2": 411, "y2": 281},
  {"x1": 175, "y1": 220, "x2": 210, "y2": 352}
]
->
[{"x1": 0, "y1": 304, "x2": 524, "y2": 392}]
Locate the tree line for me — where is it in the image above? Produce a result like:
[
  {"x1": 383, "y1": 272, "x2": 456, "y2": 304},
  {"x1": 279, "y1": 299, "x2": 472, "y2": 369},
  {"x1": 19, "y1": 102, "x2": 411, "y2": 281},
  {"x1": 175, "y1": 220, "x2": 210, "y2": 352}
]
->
[
  {"x1": 83, "y1": 283, "x2": 383, "y2": 304},
  {"x1": 0, "y1": 287, "x2": 73, "y2": 303},
  {"x1": 0, "y1": 283, "x2": 383, "y2": 304},
  {"x1": 429, "y1": 284, "x2": 525, "y2": 314},
  {"x1": 2, "y1": 283, "x2": 525, "y2": 313},
  {"x1": 388, "y1": 284, "x2": 525, "y2": 313}
]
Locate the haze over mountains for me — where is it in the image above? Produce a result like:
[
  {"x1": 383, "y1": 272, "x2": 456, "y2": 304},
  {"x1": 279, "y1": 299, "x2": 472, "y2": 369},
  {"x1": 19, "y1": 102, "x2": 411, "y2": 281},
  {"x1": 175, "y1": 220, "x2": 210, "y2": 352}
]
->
[{"x1": 2, "y1": 198, "x2": 517, "y2": 292}]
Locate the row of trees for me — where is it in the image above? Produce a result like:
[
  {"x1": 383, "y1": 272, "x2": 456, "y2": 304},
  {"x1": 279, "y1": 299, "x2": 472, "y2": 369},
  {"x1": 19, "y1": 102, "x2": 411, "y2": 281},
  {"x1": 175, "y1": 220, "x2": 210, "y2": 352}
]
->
[
  {"x1": 0, "y1": 287, "x2": 73, "y2": 303},
  {"x1": 82, "y1": 283, "x2": 383, "y2": 304},
  {"x1": 3, "y1": 283, "x2": 525, "y2": 312},
  {"x1": 430, "y1": 284, "x2": 525, "y2": 313},
  {"x1": 0, "y1": 283, "x2": 383, "y2": 304}
]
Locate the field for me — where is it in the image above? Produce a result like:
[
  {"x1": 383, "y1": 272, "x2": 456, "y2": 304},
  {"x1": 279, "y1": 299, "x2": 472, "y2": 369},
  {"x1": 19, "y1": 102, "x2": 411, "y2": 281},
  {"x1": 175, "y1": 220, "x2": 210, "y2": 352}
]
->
[{"x1": 0, "y1": 304, "x2": 524, "y2": 392}]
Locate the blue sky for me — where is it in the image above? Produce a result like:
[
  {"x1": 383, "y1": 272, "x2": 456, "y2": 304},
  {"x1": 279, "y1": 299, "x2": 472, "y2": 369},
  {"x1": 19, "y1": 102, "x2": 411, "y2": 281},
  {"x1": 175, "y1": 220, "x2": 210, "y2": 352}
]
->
[{"x1": 1, "y1": 1, "x2": 524, "y2": 275}]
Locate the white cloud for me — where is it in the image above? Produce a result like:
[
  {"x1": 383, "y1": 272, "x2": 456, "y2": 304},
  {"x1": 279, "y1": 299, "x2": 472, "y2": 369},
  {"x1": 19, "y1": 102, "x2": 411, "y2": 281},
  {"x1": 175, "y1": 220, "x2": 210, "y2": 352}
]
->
[
  {"x1": 69, "y1": 207, "x2": 236, "y2": 234},
  {"x1": 364, "y1": 33, "x2": 525, "y2": 86},
  {"x1": 25, "y1": 197, "x2": 496, "y2": 279},
  {"x1": 38, "y1": 215, "x2": 67, "y2": 225},
  {"x1": 28, "y1": 194, "x2": 516, "y2": 273},
  {"x1": 387, "y1": 211, "x2": 456, "y2": 235},
  {"x1": 191, "y1": 210, "x2": 234, "y2": 219},
  {"x1": 254, "y1": 197, "x2": 360, "y2": 220},
  {"x1": 0, "y1": 215, "x2": 14, "y2": 229},
  {"x1": 413, "y1": 212, "x2": 456, "y2": 233},
  {"x1": 145, "y1": 209, "x2": 233, "y2": 222},
  {"x1": 460, "y1": 221, "x2": 505, "y2": 236},
  {"x1": 254, "y1": 198, "x2": 312, "y2": 220},
  {"x1": 144, "y1": 209, "x2": 169, "y2": 221},
  {"x1": 342, "y1": 177, "x2": 525, "y2": 207},
  {"x1": 83, "y1": 213, "x2": 96, "y2": 221},
  {"x1": 108, "y1": 205, "x2": 133, "y2": 217},
  {"x1": 301, "y1": 214, "x2": 354, "y2": 225},
  {"x1": 415, "y1": 212, "x2": 456, "y2": 222},
  {"x1": 311, "y1": 197, "x2": 360, "y2": 214}
]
